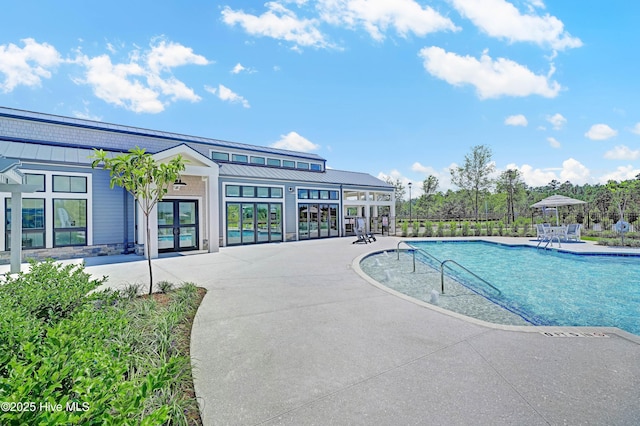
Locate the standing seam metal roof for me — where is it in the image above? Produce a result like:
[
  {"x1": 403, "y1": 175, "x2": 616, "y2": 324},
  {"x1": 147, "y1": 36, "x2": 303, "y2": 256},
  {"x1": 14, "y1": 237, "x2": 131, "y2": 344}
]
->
[{"x1": 219, "y1": 163, "x2": 392, "y2": 189}]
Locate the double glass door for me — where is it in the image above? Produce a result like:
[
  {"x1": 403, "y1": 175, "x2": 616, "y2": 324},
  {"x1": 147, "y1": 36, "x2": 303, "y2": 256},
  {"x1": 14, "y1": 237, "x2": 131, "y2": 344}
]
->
[
  {"x1": 157, "y1": 200, "x2": 198, "y2": 252},
  {"x1": 226, "y1": 202, "x2": 282, "y2": 245},
  {"x1": 298, "y1": 203, "x2": 339, "y2": 240}
]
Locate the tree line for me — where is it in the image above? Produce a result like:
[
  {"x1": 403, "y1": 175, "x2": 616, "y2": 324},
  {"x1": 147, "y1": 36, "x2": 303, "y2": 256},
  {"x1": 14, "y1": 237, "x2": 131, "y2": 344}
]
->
[{"x1": 386, "y1": 145, "x2": 640, "y2": 227}]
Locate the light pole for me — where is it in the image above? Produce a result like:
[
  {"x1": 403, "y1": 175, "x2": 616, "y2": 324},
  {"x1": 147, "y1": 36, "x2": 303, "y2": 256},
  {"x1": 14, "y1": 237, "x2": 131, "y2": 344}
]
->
[{"x1": 408, "y1": 182, "x2": 412, "y2": 223}]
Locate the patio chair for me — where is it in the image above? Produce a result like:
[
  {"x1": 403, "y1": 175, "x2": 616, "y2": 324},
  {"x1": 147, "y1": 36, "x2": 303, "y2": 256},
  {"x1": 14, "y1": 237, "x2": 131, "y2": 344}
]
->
[
  {"x1": 564, "y1": 224, "x2": 581, "y2": 242},
  {"x1": 352, "y1": 218, "x2": 376, "y2": 244},
  {"x1": 536, "y1": 223, "x2": 551, "y2": 241}
]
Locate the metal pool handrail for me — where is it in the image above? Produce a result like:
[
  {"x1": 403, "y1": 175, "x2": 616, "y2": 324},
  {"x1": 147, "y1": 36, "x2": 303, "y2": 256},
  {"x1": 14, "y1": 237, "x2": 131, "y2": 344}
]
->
[
  {"x1": 395, "y1": 241, "x2": 501, "y2": 295},
  {"x1": 440, "y1": 259, "x2": 502, "y2": 295}
]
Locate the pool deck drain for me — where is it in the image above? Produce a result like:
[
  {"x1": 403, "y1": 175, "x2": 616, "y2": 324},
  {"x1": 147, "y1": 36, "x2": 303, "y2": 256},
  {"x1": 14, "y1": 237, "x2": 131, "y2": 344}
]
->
[{"x1": 2, "y1": 236, "x2": 639, "y2": 425}]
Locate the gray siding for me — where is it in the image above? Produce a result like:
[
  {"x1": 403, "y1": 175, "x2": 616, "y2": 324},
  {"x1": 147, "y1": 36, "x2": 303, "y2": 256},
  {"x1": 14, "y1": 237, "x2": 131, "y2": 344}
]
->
[{"x1": 92, "y1": 169, "x2": 130, "y2": 245}]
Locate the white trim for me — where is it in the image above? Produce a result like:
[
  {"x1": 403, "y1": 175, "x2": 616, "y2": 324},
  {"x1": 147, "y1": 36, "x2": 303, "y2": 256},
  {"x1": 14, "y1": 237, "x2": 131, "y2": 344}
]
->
[{"x1": 0, "y1": 170, "x2": 92, "y2": 250}]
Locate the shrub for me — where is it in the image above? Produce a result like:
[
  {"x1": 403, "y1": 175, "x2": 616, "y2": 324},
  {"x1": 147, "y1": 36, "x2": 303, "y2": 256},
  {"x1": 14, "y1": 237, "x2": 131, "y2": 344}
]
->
[
  {"x1": 0, "y1": 262, "x2": 202, "y2": 425},
  {"x1": 461, "y1": 221, "x2": 470, "y2": 237},
  {"x1": 449, "y1": 221, "x2": 457, "y2": 237},
  {"x1": 424, "y1": 221, "x2": 433, "y2": 237},
  {"x1": 412, "y1": 221, "x2": 420, "y2": 237},
  {"x1": 475, "y1": 222, "x2": 482, "y2": 236},
  {"x1": 401, "y1": 220, "x2": 408, "y2": 237},
  {"x1": 437, "y1": 222, "x2": 445, "y2": 237},
  {"x1": 158, "y1": 280, "x2": 174, "y2": 294}
]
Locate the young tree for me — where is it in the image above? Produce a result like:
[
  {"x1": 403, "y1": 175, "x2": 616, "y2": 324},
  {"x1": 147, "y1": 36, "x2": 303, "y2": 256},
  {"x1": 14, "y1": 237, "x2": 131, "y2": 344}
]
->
[
  {"x1": 91, "y1": 147, "x2": 186, "y2": 295},
  {"x1": 450, "y1": 145, "x2": 495, "y2": 222},
  {"x1": 417, "y1": 175, "x2": 439, "y2": 218},
  {"x1": 385, "y1": 177, "x2": 405, "y2": 216},
  {"x1": 496, "y1": 169, "x2": 525, "y2": 224}
]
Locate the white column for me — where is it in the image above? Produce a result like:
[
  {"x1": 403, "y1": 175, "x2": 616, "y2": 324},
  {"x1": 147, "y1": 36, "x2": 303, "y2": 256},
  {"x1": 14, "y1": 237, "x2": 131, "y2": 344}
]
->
[{"x1": 10, "y1": 191, "x2": 22, "y2": 274}]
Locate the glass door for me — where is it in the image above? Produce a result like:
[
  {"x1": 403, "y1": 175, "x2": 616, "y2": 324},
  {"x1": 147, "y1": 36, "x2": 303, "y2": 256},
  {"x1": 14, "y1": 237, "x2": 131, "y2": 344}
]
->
[
  {"x1": 320, "y1": 204, "x2": 329, "y2": 237},
  {"x1": 270, "y1": 204, "x2": 282, "y2": 242},
  {"x1": 158, "y1": 200, "x2": 198, "y2": 252},
  {"x1": 299, "y1": 204, "x2": 309, "y2": 239},
  {"x1": 257, "y1": 203, "x2": 269, "y2": 243},
  {"x1": 241, "y1": 204, "x2": 255, "y2": 244},
  {"x1": 309, "y1": 203, "x2": 319, "y2": 238}
]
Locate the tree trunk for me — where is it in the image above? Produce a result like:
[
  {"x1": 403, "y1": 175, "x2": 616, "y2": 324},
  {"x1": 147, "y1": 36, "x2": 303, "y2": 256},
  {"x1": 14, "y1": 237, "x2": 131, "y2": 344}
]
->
[{"x1": 145, "y1": 213, "x2": 153, "y2": 295}]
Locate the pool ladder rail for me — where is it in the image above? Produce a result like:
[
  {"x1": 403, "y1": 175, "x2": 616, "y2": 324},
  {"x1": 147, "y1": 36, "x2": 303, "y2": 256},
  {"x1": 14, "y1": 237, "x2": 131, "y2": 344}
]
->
[
  {"x1": 536, "y1": 235, "x2": 562, "y2": 250},
  {"x1": 396, "y1": 241, "x2": 501, "y2": 296}
]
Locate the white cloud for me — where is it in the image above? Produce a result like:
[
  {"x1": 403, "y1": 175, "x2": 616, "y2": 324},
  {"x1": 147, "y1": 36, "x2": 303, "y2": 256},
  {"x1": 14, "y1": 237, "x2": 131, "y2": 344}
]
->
[
  {"x1": 547, "y1": 136, "x2": 561, "y2": 148},
  {"x1": 205, "y1": 84, "x2": 250, "y2": 108},
  {"x1": 317, "y1": 0, "x2": 459, "y2": 41},
  {"x1": 599, "y1": 165, "x2": 640, "y2": 182},
  {"x1": 271, "y1": 131, "x2": 319, "y2": 151},
  {"x1": 145, "y1": 39, "x2": 209, "y2": 73},
  {"x1": 604, "y1": 145, "x2": 640, "y2": 160},
  {"x1": 509, "y1": 158, "x2": 591, "y2": 186},
  {"x1": 418, "y1": 47, "x2": 561, "y2": 99},
  {"x1": 450, "y1": 0, "x2": 582, "y2": 50},
  {"x1": 559, "y1": 158, "x2": 590, "y2": 184},
  {"x1": 74, "y1": 39, "x2": 207, "y2": 113},
  {"x1": 504, "y1": 114, "x2": 527, "y2": 126},
  {"x1": 585, "y1": 123, "x2": 617, "y2": 140},
  {"x1": 221, "y1": 3, "x2": 331, "y2": 50},
  {"x1": 0, "y1": 38, "x2": 62, "y2": 93},
  {"x1": 232, "y1": 63, "x2": 246, "y2": 74},
  {"x1": 631, "y1": 122, "x2": 640, "y2": 135},
  {"x1": 547, "y1": 113, "x2": 566, "y2": 130}
]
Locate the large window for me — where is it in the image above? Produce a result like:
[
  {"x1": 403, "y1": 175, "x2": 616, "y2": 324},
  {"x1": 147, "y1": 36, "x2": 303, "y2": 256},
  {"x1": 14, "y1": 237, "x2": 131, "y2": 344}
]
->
[
  {"x1": 5, "y1": 198, "x2": 45, "y2": 249},
  {"x1": 232, "y1": 154, "x2": 248, "y2": 163},
  {"x1": 53, "y1": 199, "x2": 87, "y2": 246},
  {"x1": 53, "y1": 175, "x2": 87, "y2": 193},
  {"x1": 24, "y1": 173, "x2": 45, "y2": 191}
]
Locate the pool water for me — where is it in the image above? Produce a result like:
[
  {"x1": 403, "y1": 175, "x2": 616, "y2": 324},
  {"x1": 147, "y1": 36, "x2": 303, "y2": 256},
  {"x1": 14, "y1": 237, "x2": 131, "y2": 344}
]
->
[{"x1": 404, "y1": 241, "x2": 640, "y2": 335}]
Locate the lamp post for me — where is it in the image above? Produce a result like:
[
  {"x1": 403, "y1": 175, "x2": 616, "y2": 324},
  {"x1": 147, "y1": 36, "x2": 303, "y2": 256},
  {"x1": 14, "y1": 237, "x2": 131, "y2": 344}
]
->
[{"x1": 408, "y1": 182, "x2": 412, "y2": 223}]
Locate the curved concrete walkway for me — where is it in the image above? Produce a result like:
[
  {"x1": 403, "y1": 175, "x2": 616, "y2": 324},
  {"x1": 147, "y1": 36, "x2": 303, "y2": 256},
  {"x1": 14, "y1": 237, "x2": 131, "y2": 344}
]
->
[
  {"x1": 186, "y1": 237, "x2": 640, "y2": 425},
  {"x1": 6, "y1": 237, "x2": 638, "y2": 424}
]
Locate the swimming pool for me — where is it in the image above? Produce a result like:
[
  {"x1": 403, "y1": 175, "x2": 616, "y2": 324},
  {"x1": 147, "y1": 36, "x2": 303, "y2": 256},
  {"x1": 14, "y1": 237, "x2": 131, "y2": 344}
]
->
[{"x1": 405, "y1": 241, "x2": 640, "y2": 335}]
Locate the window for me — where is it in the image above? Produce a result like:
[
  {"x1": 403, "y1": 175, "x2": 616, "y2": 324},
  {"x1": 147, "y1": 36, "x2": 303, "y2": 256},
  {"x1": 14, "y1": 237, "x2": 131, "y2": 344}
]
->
[
  {"x1": 232, "y1": 154, "x2": 248, "y2": 163},
  {"x1": 257, "y1": 187, "x2": 270, "y2": 198},
  {"x1": 53, "y1": 175, "x2": 87, "y2": 193},
  {"x1": 309, "y1": 189, "x2": 319, "y2": 199},
  {"x1": 226, "y1": 185, "x2": 241, "y2": 197},
  {"x1": 53, "y1": 199, "x2": 87, "y2": 246},
  {"x1": 283, "y1": 160, "x2": 295, "y2": 168},
  {"x1": 298, "y1": 189, "x2": 309, "y2": 199},
  {"x1": 24, "y1": 174, "x2": 45, "y2": 191},
  {"x1": 5, "y1": 198, "x2": 45, "y2": 249},
  {"x1": 320, "y1": 190, "x2": 329, "y2": 200},
  {"x1": 212, "y1": 151, "x2": 229, "y2": 161},
  {"x1": 241, "y1": 186, "x2": 255, "y2": 197},
  {"x1": 297, "y1": 162, "x2": 309, "y2": 170},
  {"x1": 267, "y1": 158, "x2": 281, "y2": 167},
  {"x1": 251, "y1": 156, "x2": 266, "y2": 165},
  {"x1": 271, "y1": 187, "x2": 283, "y2": 198},
  {"x1": 310, "y1": 163, "x2": 322, "y2": 171}
]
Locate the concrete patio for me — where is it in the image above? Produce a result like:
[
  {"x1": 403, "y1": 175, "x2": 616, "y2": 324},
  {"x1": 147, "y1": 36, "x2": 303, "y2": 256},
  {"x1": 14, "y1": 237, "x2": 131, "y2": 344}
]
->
[{"x1": 3, "y1": 236, "x2": 639, "y2": 425}]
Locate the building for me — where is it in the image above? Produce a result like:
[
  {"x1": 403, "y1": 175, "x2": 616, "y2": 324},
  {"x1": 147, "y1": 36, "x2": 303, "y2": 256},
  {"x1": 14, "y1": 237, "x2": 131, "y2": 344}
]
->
[{"x1": 0, "y1": 107, "x2": 395, "y2": 267}]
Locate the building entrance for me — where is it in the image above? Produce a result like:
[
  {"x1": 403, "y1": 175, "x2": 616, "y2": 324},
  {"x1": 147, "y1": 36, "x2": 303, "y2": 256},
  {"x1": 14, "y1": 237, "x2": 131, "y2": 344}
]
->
[
  {"x1": 157, "y1": 200, "x2": 199, "y2": 252},
  {"x1": 298, "y1": 203, "x2": 339, "y2": 239}
]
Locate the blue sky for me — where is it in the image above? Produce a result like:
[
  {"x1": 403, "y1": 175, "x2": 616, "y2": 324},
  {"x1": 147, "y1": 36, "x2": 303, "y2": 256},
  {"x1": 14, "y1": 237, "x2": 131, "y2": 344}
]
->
[{"x1": 1, "y1": 0, "x2": 639, "y2": 195}]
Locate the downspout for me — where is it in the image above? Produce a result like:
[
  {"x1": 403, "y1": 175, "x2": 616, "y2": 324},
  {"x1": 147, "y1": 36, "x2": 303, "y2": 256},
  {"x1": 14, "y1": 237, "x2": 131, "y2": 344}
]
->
[
  {"x1": 122, "y1": 188, "x2": 129, "y2": 254},
  {"x1": 339, "y1": 184, "x2": 343, "y2": 237}
]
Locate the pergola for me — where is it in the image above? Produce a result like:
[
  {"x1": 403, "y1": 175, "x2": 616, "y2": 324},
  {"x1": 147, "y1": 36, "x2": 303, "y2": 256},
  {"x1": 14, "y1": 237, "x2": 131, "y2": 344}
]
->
[{"x1": 0, "y1": 156, "x2": 39, "y2": 273}]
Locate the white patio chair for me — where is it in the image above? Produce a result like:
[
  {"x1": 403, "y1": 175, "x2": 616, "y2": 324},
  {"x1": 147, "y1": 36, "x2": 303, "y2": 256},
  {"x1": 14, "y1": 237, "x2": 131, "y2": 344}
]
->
[{"x1": 564, "y1": 224, "x2": 581, "y2": 242}]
